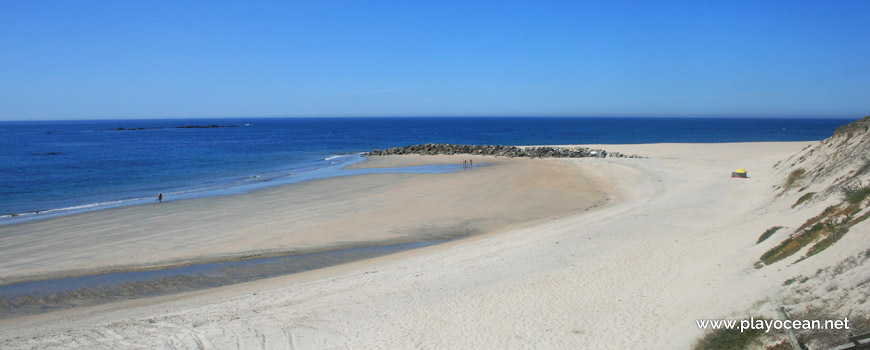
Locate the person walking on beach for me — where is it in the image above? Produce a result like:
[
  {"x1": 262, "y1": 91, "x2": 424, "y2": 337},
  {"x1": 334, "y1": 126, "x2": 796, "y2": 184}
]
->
[
  {"x1": 157, "y1": 192, "x2": 163, "y2": 203},
  {"x1": 469, "y1": 159, "x2": 473, "y2": 169}
]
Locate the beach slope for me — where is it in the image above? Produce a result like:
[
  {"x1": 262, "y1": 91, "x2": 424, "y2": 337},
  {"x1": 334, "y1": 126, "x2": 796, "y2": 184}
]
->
[{"x1": 3, "y1": 140, "x2": 869, "y2": 349}]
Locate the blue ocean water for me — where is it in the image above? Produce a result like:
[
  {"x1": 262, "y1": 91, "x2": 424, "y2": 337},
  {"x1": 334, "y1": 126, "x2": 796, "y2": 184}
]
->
[{"x1": 0, "y1": 116, "x2": 856, "y2": 221}]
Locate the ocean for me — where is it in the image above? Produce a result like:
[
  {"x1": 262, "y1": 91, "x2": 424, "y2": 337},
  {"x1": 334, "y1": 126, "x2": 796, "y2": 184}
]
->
[{"x1": 0, "y1": 116, "x2": 856, "y2": 222}]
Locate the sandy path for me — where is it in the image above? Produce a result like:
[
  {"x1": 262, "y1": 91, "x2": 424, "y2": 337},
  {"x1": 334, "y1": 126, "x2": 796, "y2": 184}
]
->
[{"x1": 5, "y1": 141, "x2": 862, "y2": 349}]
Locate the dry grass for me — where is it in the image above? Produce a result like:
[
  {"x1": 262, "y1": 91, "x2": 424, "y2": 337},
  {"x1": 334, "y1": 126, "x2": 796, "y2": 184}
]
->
[
  {"x1": 783, "y1": 168, "x2": 806, "y2": 193},
  {"x1": 833, "y1": 115, "x2": 870, "y2": 138},
  {"x1": 791, "y1": 192, "x2": 815, "y2": 209},
  {"x1": 764, "y1": 339, "x2": 791, "y2": 350}
]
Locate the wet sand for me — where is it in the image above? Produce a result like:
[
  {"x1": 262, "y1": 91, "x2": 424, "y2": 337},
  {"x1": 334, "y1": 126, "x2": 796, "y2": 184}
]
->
[
  {"x1": 0, "y1": 155, "x2": 605, "y2": 286},
  {"x1": 0, "y1": 241, "x2": 441, "y2": 318}
]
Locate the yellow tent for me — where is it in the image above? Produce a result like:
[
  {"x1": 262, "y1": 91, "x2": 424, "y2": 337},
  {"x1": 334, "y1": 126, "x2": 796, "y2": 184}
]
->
[{"x1": 732, "y1": 168, "x2": 747, "y2": 178}]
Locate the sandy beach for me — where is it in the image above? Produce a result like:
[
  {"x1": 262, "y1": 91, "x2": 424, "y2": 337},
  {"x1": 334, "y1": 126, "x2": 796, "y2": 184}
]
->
[
  {"x1": 0, "y1": 155, "x2": 604, "y2": 285},
  {"x1": 4, "y1": 1, "x2": 868, "y2": 348},
  {"x1": 2, "y1": 141, "x2": 869, "y2": 349}
]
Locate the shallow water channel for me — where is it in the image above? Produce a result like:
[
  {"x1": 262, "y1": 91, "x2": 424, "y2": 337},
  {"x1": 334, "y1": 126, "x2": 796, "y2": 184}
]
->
[{"x1": 0, "y1": 240, "x2": 442, "y2": 318}]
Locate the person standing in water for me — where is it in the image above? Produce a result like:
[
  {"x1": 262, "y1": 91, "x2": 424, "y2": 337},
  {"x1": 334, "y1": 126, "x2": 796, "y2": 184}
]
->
[{"x1": 158, "y1": 192, "x2": 163, "y2": 203}]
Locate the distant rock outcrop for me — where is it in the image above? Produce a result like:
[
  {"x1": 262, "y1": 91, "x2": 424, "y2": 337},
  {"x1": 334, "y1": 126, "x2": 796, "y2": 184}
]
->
[
  {"x1": 173, "y1": 125, "x2": 238, "y2": 129},
  {"x1": 114, "y1": 125, "x2": 238, "y2": 131},
  {"x1": 364, "y1": 143, "x2": 644, "y2": 159}
]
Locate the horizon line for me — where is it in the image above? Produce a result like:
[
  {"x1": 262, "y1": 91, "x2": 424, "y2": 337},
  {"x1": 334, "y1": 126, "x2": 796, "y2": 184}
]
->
[{"x1": 1, "y1": 114, "x2": 865, "y2": 122}]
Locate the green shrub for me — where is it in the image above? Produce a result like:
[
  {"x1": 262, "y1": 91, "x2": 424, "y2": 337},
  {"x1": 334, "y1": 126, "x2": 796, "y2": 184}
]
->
[
  {"x1": 757, "y1": 226, "x2": 784, "y2": 244},
  {"x1": 759, "y1": 223, "x2": 826, "y2": 266},
  {"x1": 803, "y1": 226, "x2": 848, "y2": 259},
  {"x1": 846, "y1": 186, "x2": 870, "y2": 204},
  {"x1": 694, "y1": 322, "x2": 765, "y2": 350},
  {"x1": 795, "y1": 205, "x2": 838, "y2": 232},
  {"x1": 795, "y1": 211, "x2": 868, "y2": 263}
]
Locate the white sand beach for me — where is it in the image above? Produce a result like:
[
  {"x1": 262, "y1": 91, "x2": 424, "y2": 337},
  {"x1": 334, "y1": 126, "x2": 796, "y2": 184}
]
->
[{"x1": 2, "y1": 141, "x2": 869, "y2": 349}]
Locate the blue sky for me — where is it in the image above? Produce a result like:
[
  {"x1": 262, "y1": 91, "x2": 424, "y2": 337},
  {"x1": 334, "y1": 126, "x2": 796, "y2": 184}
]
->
[{"x1": 1, "y1": 1, "x2": 868, "y2": 120}]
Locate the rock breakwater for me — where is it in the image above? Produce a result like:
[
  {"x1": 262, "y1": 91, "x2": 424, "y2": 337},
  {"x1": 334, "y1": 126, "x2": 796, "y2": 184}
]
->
[{"x1": 365, "y1": 144, "x2": 644, "y2": 159}]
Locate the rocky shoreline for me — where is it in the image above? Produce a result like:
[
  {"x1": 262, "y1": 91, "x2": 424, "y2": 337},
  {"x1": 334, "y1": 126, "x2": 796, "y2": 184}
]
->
[{"x1": 364, "y1": 144, "x2": 645, "y2": 159}]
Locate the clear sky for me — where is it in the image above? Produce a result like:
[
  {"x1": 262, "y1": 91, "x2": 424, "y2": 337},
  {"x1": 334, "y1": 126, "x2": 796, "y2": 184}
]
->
[{"x1": 1, "y1": 1, "x2": 868, "y2": 120}]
